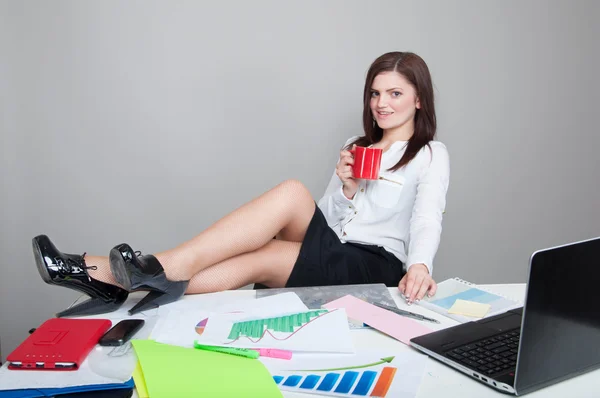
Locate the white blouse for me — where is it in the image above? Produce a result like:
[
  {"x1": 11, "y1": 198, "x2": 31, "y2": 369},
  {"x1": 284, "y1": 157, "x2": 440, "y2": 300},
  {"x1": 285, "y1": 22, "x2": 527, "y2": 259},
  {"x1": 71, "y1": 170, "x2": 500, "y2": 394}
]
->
[{"x1": 317, "y1": 137, "x2": 450, "y2": 275}]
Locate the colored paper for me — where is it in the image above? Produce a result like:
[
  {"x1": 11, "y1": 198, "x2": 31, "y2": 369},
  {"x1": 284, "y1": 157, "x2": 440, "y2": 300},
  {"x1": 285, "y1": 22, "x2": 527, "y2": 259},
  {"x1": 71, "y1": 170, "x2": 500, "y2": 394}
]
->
[
  {"x1": 131, "y1": 340, "x2": 282, "y2": 398},
  {"x1": 429, "y1": 287, "x2": 501, "y2": 309},
  {"x1": 132, "y1": 361, "x2": 149, "y2": 398},
  {"x1": 323, "y1": 295, "x2": 432, "y2": 345},
  {"x1": 448, "y1": 299, "x2": 491, "y2": 318}
]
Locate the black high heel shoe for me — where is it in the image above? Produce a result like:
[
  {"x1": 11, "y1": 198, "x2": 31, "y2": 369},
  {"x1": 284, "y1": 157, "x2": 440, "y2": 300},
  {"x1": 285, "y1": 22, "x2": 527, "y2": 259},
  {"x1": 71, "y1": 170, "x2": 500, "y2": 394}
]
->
[
  {"x1": 109, "y1": 244, "x2": 189, "y2": 315},
  {"x1": 32, "y1": 235, "x2": 129, "y2": 317}
]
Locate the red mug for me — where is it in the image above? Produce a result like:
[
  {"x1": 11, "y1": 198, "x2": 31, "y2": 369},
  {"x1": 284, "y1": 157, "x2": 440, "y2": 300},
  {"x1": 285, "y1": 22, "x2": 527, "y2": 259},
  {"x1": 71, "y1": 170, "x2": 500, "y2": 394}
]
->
[{"x1": 351, "y1": 146, "x2": 382, "y2": 180}]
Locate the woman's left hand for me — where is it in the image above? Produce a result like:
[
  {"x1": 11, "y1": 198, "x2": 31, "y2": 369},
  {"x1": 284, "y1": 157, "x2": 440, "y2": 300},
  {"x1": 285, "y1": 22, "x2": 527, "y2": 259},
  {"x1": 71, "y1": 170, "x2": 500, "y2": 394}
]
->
[{"x1": 398, "y1": 263, "x2": 437, "y2": 304}]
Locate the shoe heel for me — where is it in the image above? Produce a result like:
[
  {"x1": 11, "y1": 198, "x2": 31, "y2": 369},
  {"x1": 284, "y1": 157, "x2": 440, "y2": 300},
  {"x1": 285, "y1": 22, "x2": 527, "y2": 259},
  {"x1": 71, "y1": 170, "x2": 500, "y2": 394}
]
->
[
  {"x1": 128, "y1": 286, "x2": 187, "y2": 315},
  {"x1": 57, "y1": 295, "x2": 127, "y2": 317},
  {"x1": 109, "y1": 247, "x2": 133, "y2": 291}
]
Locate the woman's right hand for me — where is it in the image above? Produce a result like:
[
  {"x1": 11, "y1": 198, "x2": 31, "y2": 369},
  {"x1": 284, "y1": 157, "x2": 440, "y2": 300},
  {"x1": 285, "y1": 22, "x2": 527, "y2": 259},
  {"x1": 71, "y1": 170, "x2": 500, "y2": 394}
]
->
[{"x1": 336, "y1": 145, "x2": 359, "y2": 199}]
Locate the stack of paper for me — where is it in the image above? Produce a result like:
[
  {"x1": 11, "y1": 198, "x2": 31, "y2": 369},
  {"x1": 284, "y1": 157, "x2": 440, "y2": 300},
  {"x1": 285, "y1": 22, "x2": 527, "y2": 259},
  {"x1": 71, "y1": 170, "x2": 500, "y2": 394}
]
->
[
  {"x1": 150, "y1": 292, "x2": 310, "y2": 348},
  {"x1": 140, "y1": 291, "x2": 431, "y2": 398},
  {"x1": 151, "y1": 292, "x2": 355, "y2": 353},
  {"x1": 133, "y1": 291, "x2": 359, "y2": 397},
  {"x1": 2, "y1": 291, "x2": 431, "y2": 398}
]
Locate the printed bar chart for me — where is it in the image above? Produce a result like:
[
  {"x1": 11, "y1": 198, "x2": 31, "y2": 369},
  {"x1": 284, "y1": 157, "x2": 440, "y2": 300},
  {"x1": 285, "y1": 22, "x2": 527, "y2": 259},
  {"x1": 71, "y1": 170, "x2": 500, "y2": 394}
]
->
[
  {"x1": 273, "y1": 366, "x2": 397, "y2": 397},
  {"x1": 370, "y1": 367, "x2": 396, "y2": 396},
  {"x1": 299, "y1": 375, "x2": 320, "y2": 389},
  {"x1": 227, "y1": 310, "x2": 327, "y2": 339},
  {"x1": 352, "y1": 371, "x2": 377, "y2": 395}
]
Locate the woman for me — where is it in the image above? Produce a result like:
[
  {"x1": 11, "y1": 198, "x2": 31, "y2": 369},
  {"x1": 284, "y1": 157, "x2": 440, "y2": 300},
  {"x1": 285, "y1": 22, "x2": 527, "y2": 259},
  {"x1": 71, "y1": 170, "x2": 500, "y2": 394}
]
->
[{"x1": 33, "y1": 51, "x2": 450, "y2": 317}]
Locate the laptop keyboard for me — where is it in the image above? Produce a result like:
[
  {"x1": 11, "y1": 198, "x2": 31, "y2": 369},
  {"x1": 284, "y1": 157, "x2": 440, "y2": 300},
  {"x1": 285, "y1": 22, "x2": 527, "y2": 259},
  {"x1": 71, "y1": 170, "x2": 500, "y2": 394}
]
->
[{"x1": 445, "y1": 329, "x2": 520, "y2": 376}]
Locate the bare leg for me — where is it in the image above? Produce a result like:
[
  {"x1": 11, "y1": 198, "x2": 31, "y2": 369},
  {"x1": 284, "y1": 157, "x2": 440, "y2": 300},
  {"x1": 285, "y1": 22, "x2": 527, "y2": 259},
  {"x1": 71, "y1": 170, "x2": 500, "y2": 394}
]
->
[{"x1": 155, "y1": 179, "x2": 315, "y2": 281}]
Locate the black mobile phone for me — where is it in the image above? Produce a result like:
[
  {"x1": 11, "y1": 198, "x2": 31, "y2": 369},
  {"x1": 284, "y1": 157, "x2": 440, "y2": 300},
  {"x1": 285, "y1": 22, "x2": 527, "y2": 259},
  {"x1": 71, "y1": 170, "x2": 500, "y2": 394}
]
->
[{"x1": 98, "y1": 319, "x2": 145, "y2": 346}]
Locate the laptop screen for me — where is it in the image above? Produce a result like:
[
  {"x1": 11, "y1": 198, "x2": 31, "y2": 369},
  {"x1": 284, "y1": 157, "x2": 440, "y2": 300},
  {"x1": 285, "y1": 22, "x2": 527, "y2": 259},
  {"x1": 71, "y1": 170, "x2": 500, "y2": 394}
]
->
[{"x1": 516, "y1": 237, "x2": 600, "y2": 394}]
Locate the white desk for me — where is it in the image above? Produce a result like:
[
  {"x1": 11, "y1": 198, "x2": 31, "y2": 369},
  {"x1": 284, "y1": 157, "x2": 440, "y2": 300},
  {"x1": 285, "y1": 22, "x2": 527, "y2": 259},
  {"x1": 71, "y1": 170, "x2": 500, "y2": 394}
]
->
[{"x1": 111, "y1": 284, "x2": 599, "y2": 397}]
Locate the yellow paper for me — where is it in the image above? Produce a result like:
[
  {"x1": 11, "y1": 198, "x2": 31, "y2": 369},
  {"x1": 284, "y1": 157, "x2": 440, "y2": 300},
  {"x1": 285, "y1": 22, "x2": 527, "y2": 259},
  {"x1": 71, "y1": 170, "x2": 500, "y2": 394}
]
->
[
  {"x1": 448, "y1": 299, "x2": 491, "y2": 318},
  {"x1": 131, "y1": 340, "x2": 282, "y2": 398},
  {"x1": 132, "y1": 360, "x2": 149, "y2": 398}
]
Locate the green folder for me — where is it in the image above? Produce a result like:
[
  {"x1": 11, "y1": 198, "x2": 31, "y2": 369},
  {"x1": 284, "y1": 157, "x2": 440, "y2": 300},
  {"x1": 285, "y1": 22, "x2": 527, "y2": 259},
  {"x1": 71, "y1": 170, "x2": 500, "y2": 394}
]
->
[{"x1": 132, "y1": 340, "x2": 282, "y2": 398}]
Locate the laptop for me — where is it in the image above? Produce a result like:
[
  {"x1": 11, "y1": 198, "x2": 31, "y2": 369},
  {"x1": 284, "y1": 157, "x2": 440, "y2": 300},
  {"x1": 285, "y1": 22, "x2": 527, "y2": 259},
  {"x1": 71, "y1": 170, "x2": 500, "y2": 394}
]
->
[{"x1": 410, "y1": 236, "x2": 600, "y2": 395}]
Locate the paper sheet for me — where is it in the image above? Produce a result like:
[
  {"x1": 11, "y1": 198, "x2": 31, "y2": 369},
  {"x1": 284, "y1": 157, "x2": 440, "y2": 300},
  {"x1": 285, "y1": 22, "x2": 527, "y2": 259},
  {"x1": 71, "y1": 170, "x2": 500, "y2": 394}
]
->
[
  {"x1": 323, "y1": 295, "x2": 432, "y2": 345},
  {"x1": 196, "y1": 308, "x2": 355, "y2": 353},
  {"x1": 264, "y1": 350, "x2": 428, "y2": 398},
  {"x1": 151, "y1": 292, "x2": 309, "y2": 348},
  {"x1": 132, "y1": 340, "x2": 282, "y2": 398},
  {"x1": 448, "y1": 299, "x2": 491, "y2": 318}
]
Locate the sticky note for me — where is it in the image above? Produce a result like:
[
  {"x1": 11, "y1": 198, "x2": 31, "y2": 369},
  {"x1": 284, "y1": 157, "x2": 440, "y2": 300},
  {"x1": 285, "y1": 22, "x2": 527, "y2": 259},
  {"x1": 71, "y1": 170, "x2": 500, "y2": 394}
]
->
[
  {"x1": 448, "y1": 299, "x2": 491, "y2": 318},
  {"x1": 131, "y1": 340, "x2": 282, "y2": 398}
]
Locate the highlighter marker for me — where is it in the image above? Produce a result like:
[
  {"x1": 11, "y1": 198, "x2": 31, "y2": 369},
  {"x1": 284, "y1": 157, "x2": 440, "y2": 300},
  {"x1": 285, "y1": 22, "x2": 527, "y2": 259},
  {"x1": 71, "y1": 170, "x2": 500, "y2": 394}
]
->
[
  {"x1": 193, "y1": 341, "x2": 259, "y2": 359},
  {"x1": 251, "y1": 348, "x2": 293, "y2": 360}
]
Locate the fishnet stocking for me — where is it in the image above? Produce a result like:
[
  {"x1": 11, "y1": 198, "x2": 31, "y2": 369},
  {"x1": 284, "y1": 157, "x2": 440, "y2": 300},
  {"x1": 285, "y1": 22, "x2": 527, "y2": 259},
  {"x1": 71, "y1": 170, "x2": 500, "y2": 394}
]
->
[
  {"x1": 185, "y1": 239, "x2": 302, "y2": 293},
  {"x1": 85, "y1": 240, "x2": 301, "y2": 294},
  {"x1": 155, "y1": 179, "x2": 315, "y2": 281},
  {"x1": 85, "y1": 256, "x2": 123, "y2": 288},
  {"x1": 84, "y1": 179, "x2": 315, "y2": 292}
]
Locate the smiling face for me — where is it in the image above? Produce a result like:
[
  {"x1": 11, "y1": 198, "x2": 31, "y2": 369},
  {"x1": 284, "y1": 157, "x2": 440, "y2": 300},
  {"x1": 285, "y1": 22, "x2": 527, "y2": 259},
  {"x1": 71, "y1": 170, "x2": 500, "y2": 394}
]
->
[{"x1": 369, "y1": 71, "x2": 421, "y2": 138}]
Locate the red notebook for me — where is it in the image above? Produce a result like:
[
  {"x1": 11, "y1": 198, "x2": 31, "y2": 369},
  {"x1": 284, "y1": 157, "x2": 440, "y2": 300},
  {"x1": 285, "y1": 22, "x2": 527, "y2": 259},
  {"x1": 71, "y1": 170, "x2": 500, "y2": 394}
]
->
[{"x1": 7, "y1": 318, "x2": 111, "y2": 370}]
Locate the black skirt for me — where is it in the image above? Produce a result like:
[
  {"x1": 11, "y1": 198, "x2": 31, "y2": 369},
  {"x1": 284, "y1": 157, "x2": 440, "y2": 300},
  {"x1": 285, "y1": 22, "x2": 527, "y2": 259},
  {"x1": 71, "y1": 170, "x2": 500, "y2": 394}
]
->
[{"x1": 255, "y1": 204, "x2": 405, "y2": 289}]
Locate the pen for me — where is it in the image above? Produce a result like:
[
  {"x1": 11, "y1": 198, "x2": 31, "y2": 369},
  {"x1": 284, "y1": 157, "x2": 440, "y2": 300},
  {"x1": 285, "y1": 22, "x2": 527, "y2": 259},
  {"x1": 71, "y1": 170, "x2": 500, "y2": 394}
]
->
[
  {"x1": 373, "y1": 302, "x2": 440, "y2": 324},
  {"x1": 193, "y1": 342, "x2": 259, "y2": 359}
]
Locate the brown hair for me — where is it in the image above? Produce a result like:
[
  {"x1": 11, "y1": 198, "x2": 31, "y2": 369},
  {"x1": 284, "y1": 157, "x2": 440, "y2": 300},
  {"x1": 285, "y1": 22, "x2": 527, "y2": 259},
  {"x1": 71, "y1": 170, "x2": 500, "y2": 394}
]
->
[{"x1": 348, "y1": 52, "x2": 436, "y2": 171}]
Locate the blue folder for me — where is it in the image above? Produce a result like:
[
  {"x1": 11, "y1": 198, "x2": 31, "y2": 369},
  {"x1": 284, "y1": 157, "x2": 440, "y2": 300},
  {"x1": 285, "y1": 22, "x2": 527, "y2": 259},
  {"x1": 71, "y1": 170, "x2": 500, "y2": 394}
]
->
[{"x1": 0, "y1": 378, "x2": 134, "y2": 398}]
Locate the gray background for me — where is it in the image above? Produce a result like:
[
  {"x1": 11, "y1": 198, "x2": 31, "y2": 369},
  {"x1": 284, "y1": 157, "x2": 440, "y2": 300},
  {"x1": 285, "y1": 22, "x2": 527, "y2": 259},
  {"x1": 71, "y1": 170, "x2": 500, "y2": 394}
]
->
[{"x1": 1, "y1": 0, "x2": 599, "y2": 359}]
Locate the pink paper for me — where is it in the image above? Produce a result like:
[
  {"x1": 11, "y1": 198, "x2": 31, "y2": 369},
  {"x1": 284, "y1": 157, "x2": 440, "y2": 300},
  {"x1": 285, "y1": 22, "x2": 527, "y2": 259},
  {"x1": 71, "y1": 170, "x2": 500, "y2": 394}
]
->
[{"x1": 323, "y1": 295, "x2": 432, "y2": 345}]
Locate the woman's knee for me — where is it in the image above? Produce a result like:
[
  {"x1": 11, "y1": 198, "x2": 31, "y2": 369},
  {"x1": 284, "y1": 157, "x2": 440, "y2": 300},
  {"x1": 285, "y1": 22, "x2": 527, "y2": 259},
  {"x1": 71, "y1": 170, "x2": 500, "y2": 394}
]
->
[{"x1": 278, "y1": 179, "x2": 313, "y2": 205}]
